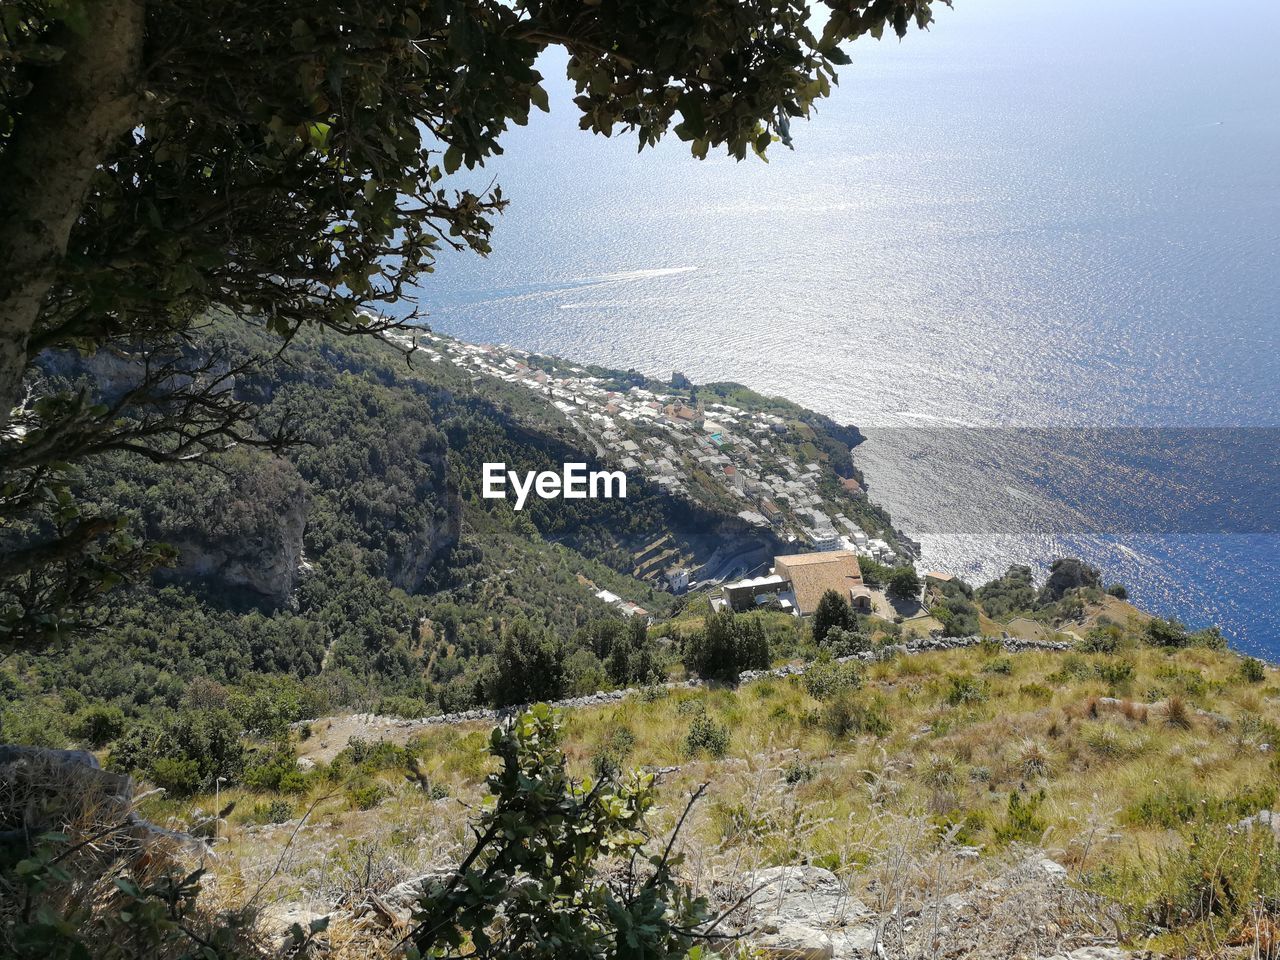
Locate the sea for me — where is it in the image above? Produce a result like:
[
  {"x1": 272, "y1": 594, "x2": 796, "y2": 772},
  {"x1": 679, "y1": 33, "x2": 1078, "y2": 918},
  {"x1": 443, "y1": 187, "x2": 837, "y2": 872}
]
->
[{"x1": 403, "y1": 0, "x2": 1280, "y2": 654}]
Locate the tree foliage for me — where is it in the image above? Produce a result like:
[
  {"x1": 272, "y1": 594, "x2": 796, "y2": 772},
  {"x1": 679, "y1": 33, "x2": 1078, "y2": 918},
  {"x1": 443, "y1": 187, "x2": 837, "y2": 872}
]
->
[
  {"x1": 682, "y1": 611, "x2": 770, "y2": 682},
  {"x1": 409, "y1": 705, "x2": 715, "y2": 959},
  {"x1": 811, "y1": 588, "x2": 855, "y2": 646}
]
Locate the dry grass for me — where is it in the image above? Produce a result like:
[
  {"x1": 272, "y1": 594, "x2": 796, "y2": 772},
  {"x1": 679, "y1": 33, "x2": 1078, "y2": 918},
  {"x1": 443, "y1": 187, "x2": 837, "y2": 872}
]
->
[{"x1": 146, "y1": 642, "x2": 1279, "y2": 958}]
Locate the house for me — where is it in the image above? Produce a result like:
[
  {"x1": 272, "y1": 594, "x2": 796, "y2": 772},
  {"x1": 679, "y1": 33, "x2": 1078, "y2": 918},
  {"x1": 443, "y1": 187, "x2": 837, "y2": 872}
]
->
[
  {"x1": 805, "y1": 525, "x2": 842, "y2": 551},
  {"x1": 716, "y1": 574, "x2": 796, "y2": 614},
  {"x1": 772, "y1": 550, "x2": 865, "y2": 617},
  {"x1": 840, "y1": 476, "x2": 864, "y2": 496},
  {"x1": 663, "y1": 400, "x2": 702, "y2": 424}
]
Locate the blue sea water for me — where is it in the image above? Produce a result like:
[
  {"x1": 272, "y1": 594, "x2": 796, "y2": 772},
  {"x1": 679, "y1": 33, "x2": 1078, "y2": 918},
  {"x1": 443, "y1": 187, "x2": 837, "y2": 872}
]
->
[{"x1": 406, "y1": 0, "x2": 1280, "y2": 653}]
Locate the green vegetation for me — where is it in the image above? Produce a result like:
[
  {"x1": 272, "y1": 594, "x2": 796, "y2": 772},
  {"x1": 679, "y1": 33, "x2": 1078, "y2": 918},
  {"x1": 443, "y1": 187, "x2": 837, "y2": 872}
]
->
[
  {"x1": 680, "y1": 610, "x2": 771, "y2": 681},
  {"x1": 0, "y1": 707, "x2": 716, "y2": 960}
]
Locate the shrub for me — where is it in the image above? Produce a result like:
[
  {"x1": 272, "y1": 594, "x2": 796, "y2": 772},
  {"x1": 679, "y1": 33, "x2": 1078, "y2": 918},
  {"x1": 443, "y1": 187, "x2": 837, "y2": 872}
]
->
[
  {"x1": 822, "y1": 625, "x2": 868, "y2": 658},
  {"x1": 675, "y1": 698, "x2": 706, "y2": 717},
  {"x1": 1078, "y1": 625, "x2": 1123, "y2": 653},
  {"x1": 821, "y1": 692, "x2": 891, "y2": 739},
  {"x1": 1019, "y1": 682, "x2": 1054, "y2": 702},
  {"x1": 683, "y1": 611, "x2": 769, "y2": 681},
  {"x1": 1241, "y1": 657, "x2": 1267, "y2": 684},
  {"x1": 1106, "y1": 583, "x2": 1128, "y2": 599},
  {"x1": 1095, "y1": 820, "x2": 1280, "y2": 954},
  {"x1": 69, "y1": 704, "x2": 126, "y2": 748},
  {"x1": 1144, "y1": 616, "x2": 1190, "y2": 648},
  {"x1": 1123, "y1": 781, "x2": 1278, "y2": 829},
  {"x1": 802, "y1": 657, "x2": 863, "y2": 701},
  {"x1": 944, "y1": 674, "x2": 988, "y2": 706},
  {"x1": 1049, "y1": 655, "x2": 1093, "y2": 683},
  {"x1": 684, "y1": 713, "x2": 730, "y2": 758},
  {"x1": 590, "y1": 724, "x2": 637, "y2": 781},
  {"x1": 249, "y1": 798, "x2": 295, "y2": 825},
  {"x1": 782, "y1": 759, "x2": 816, "y2": 785},
  {"x1": 993, "y1": 789, "x2": 1047, "y2": 846},
  {"x1": 148, "y1": 756, "x2": 202, "y2": 795},
  {"x1": 981, "y1": 657, "x2": 1013, "y2": 676},
  {"x1": 347, "y1": 781, "x2": 389, "y2": 811},
  {"x1": 933, "y1": 809, "x2": 989, "y2": 846},
  {"x1": 1095, "y1": 657, "x2": 1136, "y2": 687}
]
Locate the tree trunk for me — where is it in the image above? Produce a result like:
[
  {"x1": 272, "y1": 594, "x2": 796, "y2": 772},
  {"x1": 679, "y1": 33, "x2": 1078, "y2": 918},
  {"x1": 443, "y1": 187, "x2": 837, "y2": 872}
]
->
[{"x1": 0, "y1": 0, "x2": 146, "y2": 432}]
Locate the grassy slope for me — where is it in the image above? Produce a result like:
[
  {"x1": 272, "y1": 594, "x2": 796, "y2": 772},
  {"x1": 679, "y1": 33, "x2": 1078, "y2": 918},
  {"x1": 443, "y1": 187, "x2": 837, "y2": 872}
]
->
[{"x1": 188, "y1": 638, "x2": 1277, "y2": 952}]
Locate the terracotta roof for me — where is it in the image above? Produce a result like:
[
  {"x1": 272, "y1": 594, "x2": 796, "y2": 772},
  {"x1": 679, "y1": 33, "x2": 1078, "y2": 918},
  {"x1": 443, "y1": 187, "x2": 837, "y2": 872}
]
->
[{"x1": 773, "y1": 550, "x2": 864, "y2": 616}]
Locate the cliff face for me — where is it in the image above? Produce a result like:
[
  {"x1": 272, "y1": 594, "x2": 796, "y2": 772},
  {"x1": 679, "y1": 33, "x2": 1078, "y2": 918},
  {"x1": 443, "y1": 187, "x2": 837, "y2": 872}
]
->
[
  {"x1": 382, "y1": 463, "x2": 462, "y2": 593},
  {"x1": 124, "y1": 447, "x2": 311, "y2": 608},
  {"x1": 161, "y1": 461, "x2": 309, "y2": 607}
]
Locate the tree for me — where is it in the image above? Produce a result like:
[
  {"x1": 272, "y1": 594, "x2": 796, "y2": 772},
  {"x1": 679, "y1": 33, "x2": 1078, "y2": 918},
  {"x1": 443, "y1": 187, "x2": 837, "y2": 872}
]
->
[
  {"x1": 812, "y1": 588, "x2": 854, "y2": 646},
  {"x1": 491, "y1": 618, "x2": 566, "y2": 707},
  {"x1": 683, "y1": 610, "x2": 769, "y2": 681},
  {"x1": 887, "y1": 566, "x2": 921, "y2": 600},
  {"x1": 1, "y1": 1, "x2": 949, "y2": 641}
]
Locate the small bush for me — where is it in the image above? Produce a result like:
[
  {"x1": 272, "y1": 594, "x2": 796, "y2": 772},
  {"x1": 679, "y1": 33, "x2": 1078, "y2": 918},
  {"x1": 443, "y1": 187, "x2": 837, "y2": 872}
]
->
[
  {"x1": 1123, "y1": 781, "x2": 1278, "y2": 829},
  {"x1": 782, "y1": 759, "x2": 816, "y2": 785},
  {"x1": 148, "y1": 756, "x2": 201, "y2": 795},
  {"x1": 803, "y1": 657, "x2": 863, "y2": 701},
  {"x1": 676, "y1": 698, "x2": 706, "y2": 718},
  {"x1": 1094, "y1": 821, "x2": 1280, "y2": 954},
  {"x1": 347, "y1": 781, "x2": 389, "y2": 810},
  {"x1": 684, "y1": 713, "x2": 730, "y2": 758},
  {"x1": 933, "y1": 809, "x2": 989, "y2": 846},
  {"x1": 821, "y1": 691, "x2": 891, "y2": 738},
  {"x1": 1156, "y1": 664, "x2": 1207, "y2": 697},
  {"x1": 591, "y1": 724, "x2": 638, "y2": 781},
  {"x1": 1019, "y1": 682, "x2": 1054, "y2": 703},
  {"x1": 248, "y1": 798, "x2": 295, "y2": 825},
  {"x1": 1240, "y1": 657, "x2": 1267, "y2": 684},
  {"x1": 1049, "y1": 655, "x2": 1093, "y2": 684},
  {"x1": 981, "y1": 657, "x2": 1013, "y2": 676},
  {"x1": 1095, "y1": 657, "x2": 1136, "y2": 687},
  {"x1": 944, "y1": 674, "x2": 988, "y2": 706},
  {"x1": 1078, "y1": 625, "x2": 1123, "y2": 653},
  {"x1": 993, "y1": 789, "x2": 1047, "y2": 846}
]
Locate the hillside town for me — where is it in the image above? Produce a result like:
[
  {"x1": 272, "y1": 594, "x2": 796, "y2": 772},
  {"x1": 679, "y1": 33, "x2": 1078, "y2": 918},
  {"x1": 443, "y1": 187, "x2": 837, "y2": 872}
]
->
[{"x1": 415, "y1": 332, "x2": 910, "y2": 577}]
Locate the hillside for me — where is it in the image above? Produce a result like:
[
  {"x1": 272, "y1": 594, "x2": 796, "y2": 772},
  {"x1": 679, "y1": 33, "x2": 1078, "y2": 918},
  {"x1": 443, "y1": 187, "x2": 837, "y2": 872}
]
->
[
  {"x1": 4, "y1": 320, "x2": 1273, "y2": 960},
  {"x1": 1, "y1": 316, "x2": 893, "y2": 746},
  {"x1": 128, "y1": 631, "x2": 1280, "y2": 959}
]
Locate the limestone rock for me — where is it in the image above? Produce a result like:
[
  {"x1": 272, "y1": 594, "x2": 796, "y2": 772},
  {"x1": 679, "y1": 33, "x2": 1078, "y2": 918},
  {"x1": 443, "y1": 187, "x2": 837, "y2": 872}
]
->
[
  {"x1": 1037, "y1": 948, "x2": 1128, "y2": 960},
  {"x1": 743, "y1": 866, "x2": 873, "y2": 959}
]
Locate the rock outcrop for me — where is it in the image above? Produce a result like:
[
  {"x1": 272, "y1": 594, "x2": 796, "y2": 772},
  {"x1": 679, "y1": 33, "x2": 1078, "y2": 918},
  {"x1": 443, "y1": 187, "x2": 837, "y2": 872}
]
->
[
  {"x1": 0, "y1": 744, "x2": 203, "y2": 855},
  {"x1": 736, "y1": 865, "x2": 874, "y2": 959}
]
